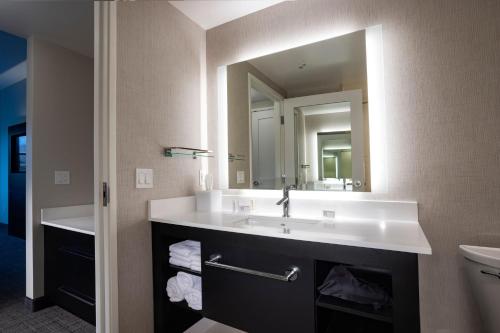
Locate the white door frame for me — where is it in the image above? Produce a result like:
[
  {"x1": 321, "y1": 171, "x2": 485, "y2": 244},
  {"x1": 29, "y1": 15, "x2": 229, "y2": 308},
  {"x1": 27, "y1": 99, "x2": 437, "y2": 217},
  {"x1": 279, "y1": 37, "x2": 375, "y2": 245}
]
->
[
  {"x1": 283, "y1": 90, "x2": 365, "y2": 191},
  {"x1": 94, "y1": 2, "x2": 118, "y2": 332},
  {"x1": 247, "y1": 73, "x2": 284, "y2": 188}
]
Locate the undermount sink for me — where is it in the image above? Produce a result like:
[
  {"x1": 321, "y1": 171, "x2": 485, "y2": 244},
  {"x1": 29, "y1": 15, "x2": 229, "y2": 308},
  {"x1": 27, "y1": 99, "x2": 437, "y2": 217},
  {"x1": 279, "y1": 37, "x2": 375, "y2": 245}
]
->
[
  {"x1": 231, "y1": 215, "x2": 320, "y2": 233},
  {"x1": 228, "y1": 215, "x2": 362, "y2": 241}
]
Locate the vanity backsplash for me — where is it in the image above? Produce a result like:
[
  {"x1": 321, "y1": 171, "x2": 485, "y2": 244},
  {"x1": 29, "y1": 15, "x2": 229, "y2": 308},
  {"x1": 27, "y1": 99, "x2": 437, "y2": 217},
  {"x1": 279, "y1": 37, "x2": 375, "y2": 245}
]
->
[{"x1": 222, "y1": 190, "x2": 418, "y2": 222}]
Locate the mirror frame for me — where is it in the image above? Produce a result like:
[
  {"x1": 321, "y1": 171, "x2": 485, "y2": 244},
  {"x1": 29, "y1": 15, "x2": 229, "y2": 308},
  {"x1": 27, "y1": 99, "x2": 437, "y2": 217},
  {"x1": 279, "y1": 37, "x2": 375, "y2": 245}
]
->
[{"x1": 217, "y1": 25, "x2": 388, "y2": 194}]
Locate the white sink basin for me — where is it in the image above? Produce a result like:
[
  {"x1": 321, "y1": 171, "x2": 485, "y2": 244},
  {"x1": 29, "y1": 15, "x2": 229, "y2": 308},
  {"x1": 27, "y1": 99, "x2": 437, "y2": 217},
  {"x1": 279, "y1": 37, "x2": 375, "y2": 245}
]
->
[
  {"x1": 228, "y1": 215, "x2": 363, "y2": 241},
  {"x1": 459, "y1": 245, "x2": 500, "y2": 268},
  {"x1": 230, "y1": 215, "x2": 320, "y2": 232}
]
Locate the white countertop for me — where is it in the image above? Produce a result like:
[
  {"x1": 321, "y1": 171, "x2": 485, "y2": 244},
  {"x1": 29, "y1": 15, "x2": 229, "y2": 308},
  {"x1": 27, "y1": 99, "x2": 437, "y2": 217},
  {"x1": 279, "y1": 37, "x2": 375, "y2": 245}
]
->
[
  {"x1": 151, "y1": 211, "x2": 432, "y2": 255},
  {"x1": 42, "y1": 216, "x2": 95, "y2": 236},
  {"x1": 41, "y1": 205, "x2": 94, "y2": 236}
]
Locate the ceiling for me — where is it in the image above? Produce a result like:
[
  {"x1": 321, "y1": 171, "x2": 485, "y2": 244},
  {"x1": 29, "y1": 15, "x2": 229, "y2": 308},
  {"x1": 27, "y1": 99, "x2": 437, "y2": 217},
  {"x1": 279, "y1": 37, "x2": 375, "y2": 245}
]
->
[
  {"x1": 248, "y1": 30, "x2": 367, "y2": 98},
  {"x1": 299, "y1": 102, "x2": 351, "y2": 116},
  {"x1": 0, "y1": 1, "x2": 93, "y2": 58},
  {"x1": 169, "y1": 0, "x2": 287, "y2": 30},
  {"x1": 0, "y1": 61, "x2": 26, "y2": 91},
  {"x1": 0, "y1": 1, "x2": 283, "y2": 57},
  {"x1": 0, "y1": 31, "x2": 26, "y2": 74}
]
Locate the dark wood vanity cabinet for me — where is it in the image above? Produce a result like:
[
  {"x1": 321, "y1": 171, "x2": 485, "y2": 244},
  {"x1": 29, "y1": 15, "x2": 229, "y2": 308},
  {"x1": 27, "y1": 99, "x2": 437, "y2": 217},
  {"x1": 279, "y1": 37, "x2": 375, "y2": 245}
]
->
[
  {"x1": 44, "y1": 226, "x2": 96, "y2": 325},
  {"x1": 152, "y1": 222, "x2": 420, "y2": 333}
]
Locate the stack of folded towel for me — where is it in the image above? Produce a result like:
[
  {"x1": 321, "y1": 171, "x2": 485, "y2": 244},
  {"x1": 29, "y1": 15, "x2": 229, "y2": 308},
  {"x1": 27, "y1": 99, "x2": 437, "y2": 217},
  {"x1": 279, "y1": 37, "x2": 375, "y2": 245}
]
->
[
  {"x1": 166, "y1": 272, "x2": 202, "y2": 310},
  {"x1": 169, "y1": 240, "x2": 201, "y2": 272}
]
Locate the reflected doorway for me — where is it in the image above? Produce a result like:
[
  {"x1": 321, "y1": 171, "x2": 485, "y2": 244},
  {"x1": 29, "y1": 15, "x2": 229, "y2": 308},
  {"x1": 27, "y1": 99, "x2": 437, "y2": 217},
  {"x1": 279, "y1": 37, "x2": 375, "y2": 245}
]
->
[{"x1": 8, "y1": 122, "x2": 26, "y2": 239}]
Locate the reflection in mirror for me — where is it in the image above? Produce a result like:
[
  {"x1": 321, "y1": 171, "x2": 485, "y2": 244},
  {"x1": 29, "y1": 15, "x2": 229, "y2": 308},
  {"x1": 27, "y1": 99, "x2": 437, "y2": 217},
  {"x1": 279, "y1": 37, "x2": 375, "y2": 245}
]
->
[
  {"x1": 227, "y1": 29, "x2": 370, "y2": 191},
  {"x1": 295, "y1": 103, "x2": 354, "y2": 191}
]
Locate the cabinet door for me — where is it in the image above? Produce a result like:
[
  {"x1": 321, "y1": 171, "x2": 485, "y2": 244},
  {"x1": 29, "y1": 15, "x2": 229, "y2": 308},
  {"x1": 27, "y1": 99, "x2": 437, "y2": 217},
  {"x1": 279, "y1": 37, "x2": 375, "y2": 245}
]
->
[
  {"x1": 44, "y1": 227, "x2": 96, "y2": 325},
  {"x1": 203, "y1": 242, "x2": 314, "y2": 333}
]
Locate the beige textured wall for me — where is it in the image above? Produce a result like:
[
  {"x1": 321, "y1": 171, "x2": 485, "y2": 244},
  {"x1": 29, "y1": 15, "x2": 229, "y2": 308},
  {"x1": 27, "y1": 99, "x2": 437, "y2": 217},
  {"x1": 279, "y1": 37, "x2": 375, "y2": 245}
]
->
[
  {"x1": 116, "y1": 2, "x2": 205, "y2": 332},
  {"x1": 227, "y1": 61, "x2": 286, "y2": 188},
  {"x1": 206, "y1": 1, "x2": 500, "y2": 332},
  {"x1": 27, "y1": 37, "x2": 93, "y2": 298}
]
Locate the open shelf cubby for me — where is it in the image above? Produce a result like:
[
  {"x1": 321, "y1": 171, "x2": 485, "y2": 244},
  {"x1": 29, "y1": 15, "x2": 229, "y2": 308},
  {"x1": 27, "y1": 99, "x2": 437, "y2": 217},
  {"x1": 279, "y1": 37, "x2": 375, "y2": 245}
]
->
[
  {"x1": 162, "y1": 236, "x2": 203, "y2": 277},
  {"x1": 315, "y1": 260, "x2": 394, "y2": 333},
  {"x1": 316, "y1": 307, "x2": 393, "y2": 333},
  {"x1": 160, "y1": 235, "x2": 204, "y2": 326}
]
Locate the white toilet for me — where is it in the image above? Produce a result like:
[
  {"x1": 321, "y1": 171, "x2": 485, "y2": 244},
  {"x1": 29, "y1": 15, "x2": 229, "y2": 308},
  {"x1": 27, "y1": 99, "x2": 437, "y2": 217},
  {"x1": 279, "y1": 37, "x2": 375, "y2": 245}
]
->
[{"x1": 460, "y1": 245, "x2": 500, "y2": 333}]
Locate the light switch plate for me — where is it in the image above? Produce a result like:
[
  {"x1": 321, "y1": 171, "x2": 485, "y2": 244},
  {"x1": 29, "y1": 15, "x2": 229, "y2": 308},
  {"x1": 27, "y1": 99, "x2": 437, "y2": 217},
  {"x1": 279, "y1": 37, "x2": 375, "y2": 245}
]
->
[
  {"x1": 236, "y1": 170, "x2": 245, "y2": 184},
  {"x1": 54, "y1": 170, "x2": 70, "y2": 185},
  {"x1": 323, "y1": 210, "x2": 336, "y2": 219},
  {"x1": 136, "y1": 168, "x2": 153, "y2": 188}
]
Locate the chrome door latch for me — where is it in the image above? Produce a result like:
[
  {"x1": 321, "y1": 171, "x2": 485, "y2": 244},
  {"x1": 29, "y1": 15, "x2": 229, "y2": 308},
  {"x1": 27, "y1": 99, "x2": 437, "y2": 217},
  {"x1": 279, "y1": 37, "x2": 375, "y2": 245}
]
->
[{"x1": 103, "y1": 182, "x2": 109, "y2": 207}]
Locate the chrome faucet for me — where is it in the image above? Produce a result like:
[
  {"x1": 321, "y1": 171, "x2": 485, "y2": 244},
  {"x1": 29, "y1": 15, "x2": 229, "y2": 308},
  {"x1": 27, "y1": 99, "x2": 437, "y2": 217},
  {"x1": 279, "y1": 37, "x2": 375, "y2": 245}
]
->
[{"x1": 276, "y1": 175, "x2": 295, "y2": 218}]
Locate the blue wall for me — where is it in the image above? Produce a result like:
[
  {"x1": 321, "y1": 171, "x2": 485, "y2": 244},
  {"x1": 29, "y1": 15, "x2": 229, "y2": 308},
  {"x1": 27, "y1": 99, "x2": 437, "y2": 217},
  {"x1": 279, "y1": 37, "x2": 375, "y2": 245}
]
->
[{"x1": 0, "y1": 31, "x2": 26, "y2": 224}]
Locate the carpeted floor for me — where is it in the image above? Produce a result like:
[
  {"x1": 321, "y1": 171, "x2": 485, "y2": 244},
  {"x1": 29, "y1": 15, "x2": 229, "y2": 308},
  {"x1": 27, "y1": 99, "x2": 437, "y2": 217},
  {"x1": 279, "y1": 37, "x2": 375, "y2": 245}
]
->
[{"x1": 0, "y1": 224, "x2": 95, "y2": 332}]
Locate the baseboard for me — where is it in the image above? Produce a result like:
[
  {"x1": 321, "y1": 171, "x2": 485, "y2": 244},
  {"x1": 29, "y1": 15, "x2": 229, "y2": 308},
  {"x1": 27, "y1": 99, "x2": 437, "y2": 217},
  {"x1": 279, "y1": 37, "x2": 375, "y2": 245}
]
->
[{"x1": 25, "y1": 296, "x2": 52, "y2": 312}]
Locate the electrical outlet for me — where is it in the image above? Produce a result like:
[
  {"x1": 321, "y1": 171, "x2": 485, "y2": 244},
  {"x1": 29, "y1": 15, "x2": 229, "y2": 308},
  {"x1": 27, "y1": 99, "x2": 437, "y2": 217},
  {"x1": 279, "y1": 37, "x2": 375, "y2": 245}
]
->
[
  {"x1": 199, "y1": 170, "x2": 205, "y2": 187},
  {"x1": 136, "y1": 168, "x2": 153, "y2": 188},
  {"x1": 54, "y1": 170, "x2": 70, "y2": 185},
  {"x1": 237, "y1": 170, "x2": 245, "y2": 184}
]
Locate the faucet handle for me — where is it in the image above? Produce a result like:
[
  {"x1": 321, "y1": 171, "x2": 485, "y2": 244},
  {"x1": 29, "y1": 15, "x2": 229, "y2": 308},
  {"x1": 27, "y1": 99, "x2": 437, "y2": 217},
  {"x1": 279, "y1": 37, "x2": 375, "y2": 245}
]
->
[{"x1": 281, "y1": 174, "x2": 287, "y2": 185}]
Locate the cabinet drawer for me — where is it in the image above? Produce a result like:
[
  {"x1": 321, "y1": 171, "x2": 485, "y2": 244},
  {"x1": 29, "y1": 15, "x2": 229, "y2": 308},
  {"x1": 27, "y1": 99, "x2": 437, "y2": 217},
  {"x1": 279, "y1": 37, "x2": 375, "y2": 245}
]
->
[
  {"x1": 54, "y1": 286, "x2": 95, "y2": 325},
  {"x1": 45, "y1": 226, "x2": 95, "y2": 255},
  {"x1": 58, "y1": 247, "x2": 95, "y2": 298},
  {"x1": 202, "y1": 242, "x2": 315, "y2": 333}
]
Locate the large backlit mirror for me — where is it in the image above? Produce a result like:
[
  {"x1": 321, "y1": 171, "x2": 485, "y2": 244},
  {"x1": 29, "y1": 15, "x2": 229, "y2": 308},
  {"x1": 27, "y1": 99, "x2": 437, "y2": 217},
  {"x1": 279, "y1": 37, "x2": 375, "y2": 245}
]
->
[{"x1": 226, "y1": 29, "x2": 373, "y2": 192}]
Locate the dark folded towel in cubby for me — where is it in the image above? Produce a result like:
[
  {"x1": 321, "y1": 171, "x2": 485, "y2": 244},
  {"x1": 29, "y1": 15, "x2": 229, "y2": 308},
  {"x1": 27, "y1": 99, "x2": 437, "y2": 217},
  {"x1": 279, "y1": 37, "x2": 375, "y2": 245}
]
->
[{"x1": 318, "y1": 265, "x2": 392, "y2": 310}]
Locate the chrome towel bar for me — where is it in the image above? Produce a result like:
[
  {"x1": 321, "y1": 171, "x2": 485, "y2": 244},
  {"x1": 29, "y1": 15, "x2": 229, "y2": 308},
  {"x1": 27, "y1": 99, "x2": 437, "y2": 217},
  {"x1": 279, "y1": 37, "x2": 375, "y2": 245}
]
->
[{"x1": 205, "y1": 254, "x2": 299, "y2": 282}]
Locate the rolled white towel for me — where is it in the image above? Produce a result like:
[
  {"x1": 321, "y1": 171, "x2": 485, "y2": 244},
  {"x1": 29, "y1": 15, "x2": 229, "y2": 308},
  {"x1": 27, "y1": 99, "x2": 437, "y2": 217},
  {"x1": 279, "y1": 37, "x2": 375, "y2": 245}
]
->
[
  {"x1": 169, "y1": 240, "x2": 200, "y2": 257},
  {"x1": 176, "y1": 272, "x2": 196, "y2": 293},
  {"x1": 166, "y1": 277, "x2": 183, "y2": 302},
  {"x1": 185, "y1": 290, "x2": 202, "y2": 310},
  {"x1": 192, "y1": 275, "x2": 202, "y2": 291},
  {"x1": 169, "y1": 256, "x2": 191, "y2": 268}
]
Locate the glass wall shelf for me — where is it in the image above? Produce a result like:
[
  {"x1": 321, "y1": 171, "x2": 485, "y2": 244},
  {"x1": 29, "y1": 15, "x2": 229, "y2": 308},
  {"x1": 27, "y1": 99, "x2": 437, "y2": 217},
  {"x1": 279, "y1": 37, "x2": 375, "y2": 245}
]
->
[{"x1": 164, "y1": 147, "x2": 214, "y2": 159}]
